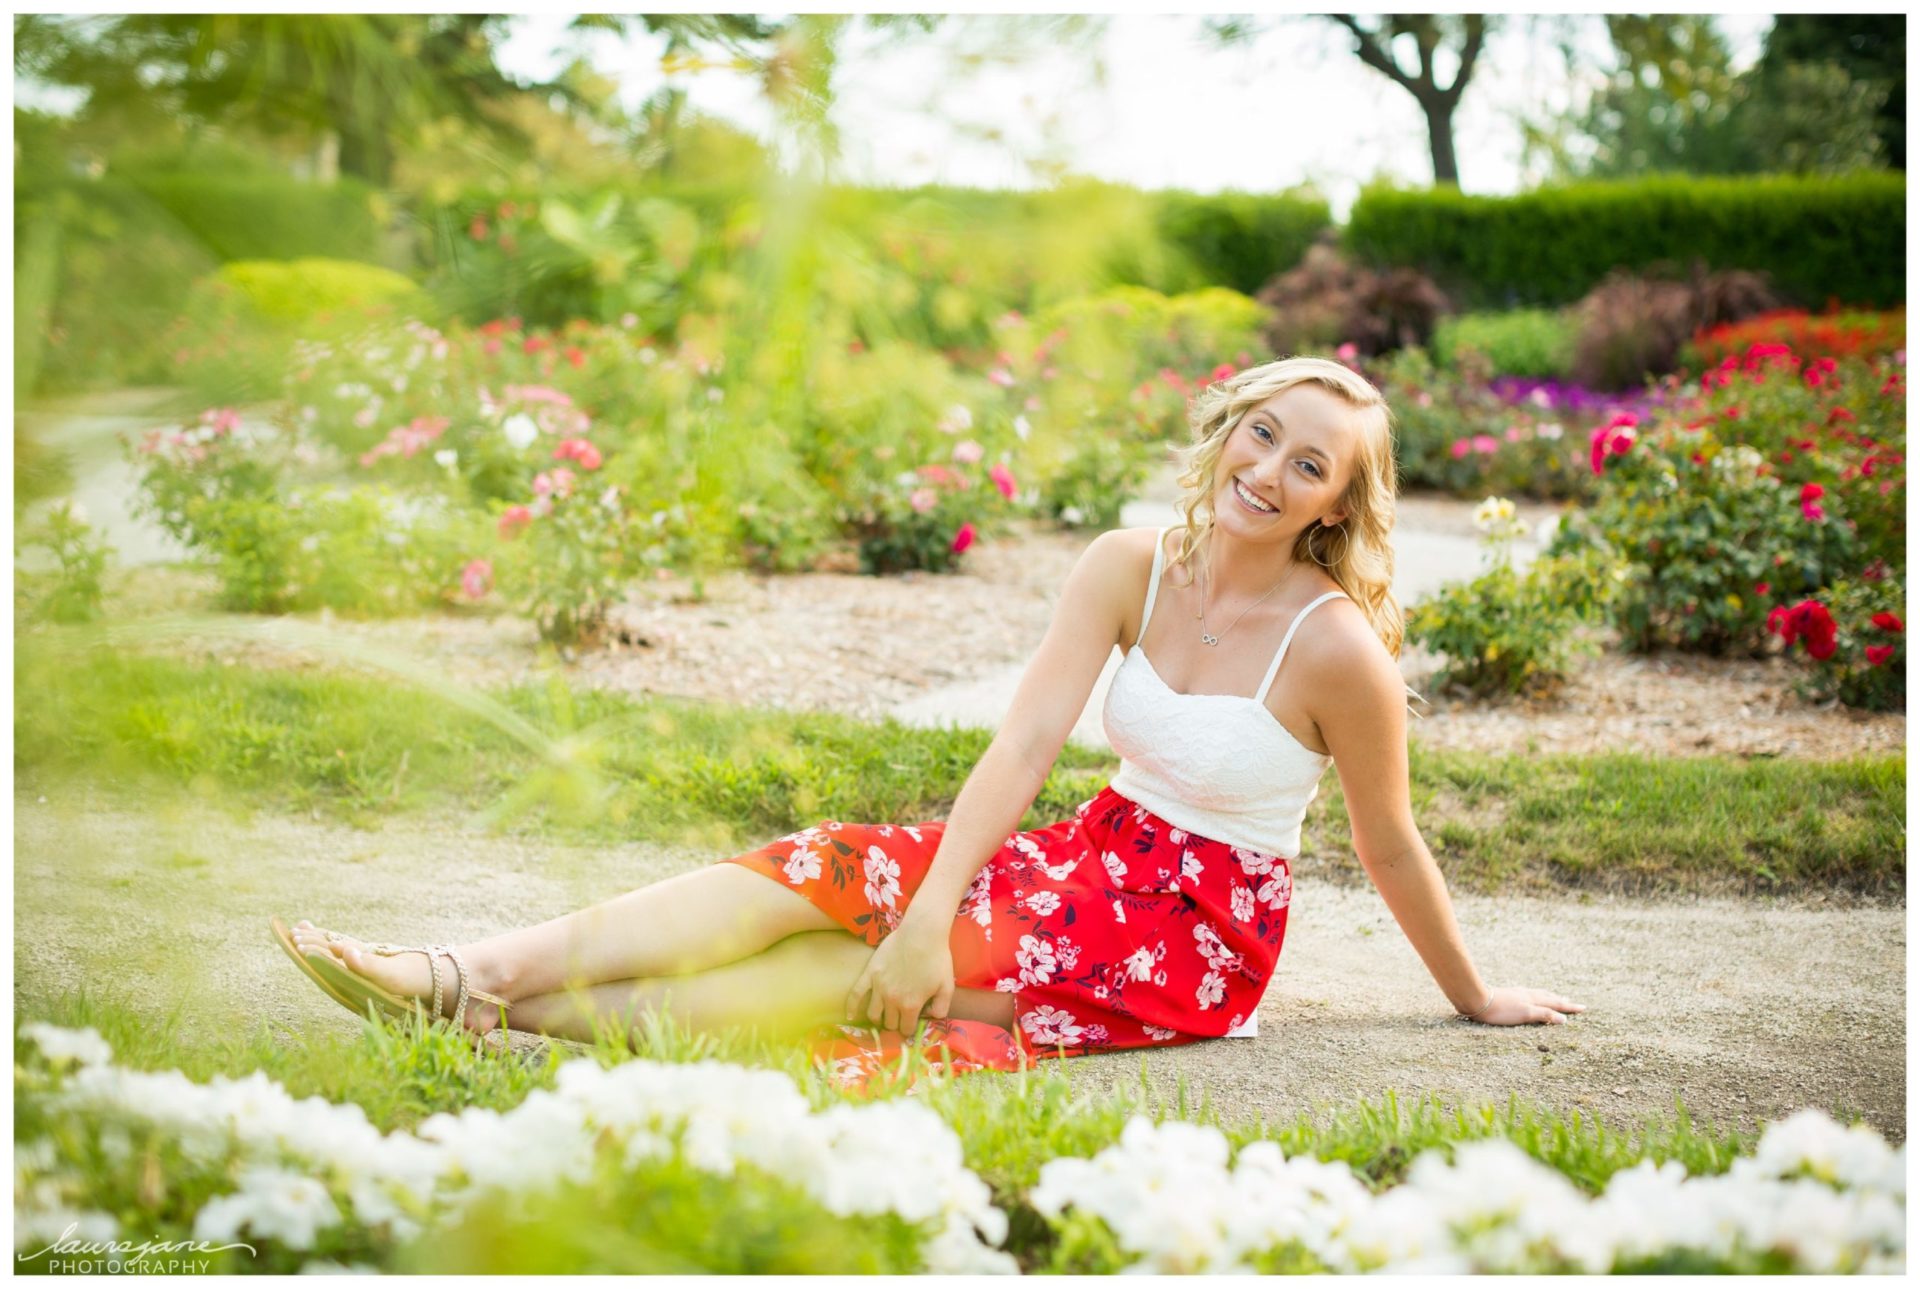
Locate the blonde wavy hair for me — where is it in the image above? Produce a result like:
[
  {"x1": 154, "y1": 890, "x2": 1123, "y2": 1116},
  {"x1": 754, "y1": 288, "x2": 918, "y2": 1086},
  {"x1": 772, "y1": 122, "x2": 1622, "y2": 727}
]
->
[{"x1": 1169, "y1": 355, "x2": 1405, "y2": 657}]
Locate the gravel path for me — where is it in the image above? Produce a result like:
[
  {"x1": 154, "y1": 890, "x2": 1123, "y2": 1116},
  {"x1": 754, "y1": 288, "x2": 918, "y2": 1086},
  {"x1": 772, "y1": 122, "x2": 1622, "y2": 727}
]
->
[{"x1": 16, "y1": 796, "x2": 1904, "y2": 1143}]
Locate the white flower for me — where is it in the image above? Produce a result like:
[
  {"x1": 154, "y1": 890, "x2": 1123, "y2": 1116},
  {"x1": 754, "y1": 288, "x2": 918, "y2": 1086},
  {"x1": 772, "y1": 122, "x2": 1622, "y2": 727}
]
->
[
  {"x1": 1020, "y1": 1004, "x2": 1084, "y2": 1047},
  {"x1": 1012, "y1": 414, "x2": 1031, "y2": 441},
  {"x1": 1102, "y1": 850, "x2": 1127, "y2": 882},
  {"x1": 1015, "y1": 934, "x2": 1058, "y2": 987},
  {"x1": 1232, "y1": 847, "x2": 1276, "y2": 876},
  {"x1": 862, "y1": 846, "x2": 901, "y2": 910},
  {"x1": 502, "y1": 413, "x2": 539, "y2": 450},
  {"x1": 20, "y1": 1023, "x2": 114, "y2": 1069},
  {"x1": 433, "y1": 448, "x2": 458, "y2": 469},
  {"x1": 1257, "y1": 869, "x2": 1292, "y2": 911},
  {"x1": 1060, "y1": 505, "x2": 1085, "y2": 525},
  {"x1": 1230, "y1": 885, "x2": 1255, "y2": 922},
  {"x1": 937, "y1": 403, "x2": 973, "y2": 434},
  {"x1": 781, "y1": 846, "x2": 822, "y2": 886},
  {"x1": 1535, "y1": 419, "x2": 1563, "y2": 440},
  {"x1": 1022, "y1": 890, "x2": 1061, "y2": 918},
  {"x1": 1195, "y1": 969, "x2": 1226, "y2": 1009},
  {"x1": 192, "y1": 1166, "x2": 342, "y2": 1251}
]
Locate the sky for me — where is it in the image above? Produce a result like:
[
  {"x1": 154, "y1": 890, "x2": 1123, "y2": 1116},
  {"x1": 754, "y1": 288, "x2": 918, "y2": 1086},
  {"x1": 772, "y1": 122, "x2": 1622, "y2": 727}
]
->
[{"x1": 494, "y1": 12, "x2": 1777, "y2": 220}]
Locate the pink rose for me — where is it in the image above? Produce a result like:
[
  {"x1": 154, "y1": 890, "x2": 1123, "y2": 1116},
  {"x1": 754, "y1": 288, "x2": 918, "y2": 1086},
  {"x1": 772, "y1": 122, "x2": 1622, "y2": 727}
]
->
[
  {"x1": 1335, "y1": 342, "x2": 1359, "y2": 363},
  {"x1": 1471, "y1": 435, "x2": 1499, "y2": 455},
  {"x1": 987, "y1": 367, "x2": 1015, "y2": 388},
  {"x1": 909, "y1": 487, "x2": 937, "y2": 514},
  {"x1": 1449, "y1": 438, "x2": 1472, "y2": 459},
  {"x1": 553, "y1": 438, "x2": 602, "y2": 471},
  {"x1": 460, "y1": 558, "x2": 493, "y2": 600},
  {"x1": 952, "y1": 439, "x2": 985, "y2": 464},
  {"x1": 498, "y1": 505, "x2": 533, "y2": 538},
  {"x1": 951, "y1": 522, "x2": 976, "y2": 555},
  {"x1": 989, "y1": 463, "x2": 1017, "y2": 499}
]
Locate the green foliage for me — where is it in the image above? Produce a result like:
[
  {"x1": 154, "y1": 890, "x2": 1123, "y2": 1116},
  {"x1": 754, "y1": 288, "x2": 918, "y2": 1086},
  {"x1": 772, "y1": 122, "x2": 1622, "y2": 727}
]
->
[
  {"x1": 1149, "y1": 189, "x2": 1331, "y2": 294},
  {"x1": 17, "y1": 650, "x2": 1906, "y2": 897},
  {"x1": 1431, "y1": 308, "x2": 1578, "y2": 380},
  {"x1": 1345, "y1": 173, "x2": 1906, "y2": 311},
  {"x1": 1407, "y1": 548, "x2": 1620, "y2": 698},
  {"x1": 171, "y1": 258, "x2": 426, "y2": 403},
  {"x1": 202, "y1": 258, "x2": 423, "y2": 324},
  {"x1": 1366, "y1": 346, "x2": 1591, "y2": 499},
  {"x1": 124, "y1": 172, "x2": 384, "y2": 264},
  {"x1": 1779, "y1": 577, "x2": 1906, "y2": 712},
  {"x1": 128, "y1": 409, "x2": 486, "y2": 616},
  {"x1": 1548, "y1": 351, "x2": 1902, "y2": 659},
  {"x1": 1040, "y1": 436, "x2": 1155, "y2": 530},
  {"x1": 1311, "y1": 744, "x2": 1905, "y2": 899},
  {"x1": 14, "y1": 502, "x2": 112, "y2": 625}
]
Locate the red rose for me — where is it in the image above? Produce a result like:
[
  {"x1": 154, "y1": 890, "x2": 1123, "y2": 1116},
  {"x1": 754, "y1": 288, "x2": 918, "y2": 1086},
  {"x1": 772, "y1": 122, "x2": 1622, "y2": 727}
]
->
[
  {"x1": 1871, "y1": 612, "x2": 1903, "y2": 633},
  {"x1": 1754, "y1": 582, "x2": 1770, "y2": 598},
  {"x1": 950, "y1": 522, "x2": 977, "y2": 555},
  {"x1": 1865, "y1": 644, "x2": 1896, "y2": 667}
]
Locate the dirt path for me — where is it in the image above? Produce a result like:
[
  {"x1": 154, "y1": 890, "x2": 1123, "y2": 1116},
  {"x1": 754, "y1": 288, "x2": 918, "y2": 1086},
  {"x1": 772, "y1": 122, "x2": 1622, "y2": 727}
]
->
[{"x1": 16, "y1": 796, "x2": 1904, "y2": 1144}]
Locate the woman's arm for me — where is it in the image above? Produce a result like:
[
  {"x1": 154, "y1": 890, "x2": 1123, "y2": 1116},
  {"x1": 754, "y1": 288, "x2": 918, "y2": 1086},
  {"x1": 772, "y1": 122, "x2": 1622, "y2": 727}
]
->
[
  {"x1": 907, "y1": 528, "x2": 1138, "y2": 918},
  {"x1": 847, "y1": 529, "x2": 1141, "y2": 1031},
  {"x1": 1303, "y1": 617, "x2": 1585, "y2": 1026}
]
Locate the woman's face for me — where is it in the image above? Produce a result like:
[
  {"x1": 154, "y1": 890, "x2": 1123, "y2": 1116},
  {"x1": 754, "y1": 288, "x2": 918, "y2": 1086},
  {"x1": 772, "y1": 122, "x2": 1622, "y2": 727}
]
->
[{"x1": 1210, "y1": 383, "x2": 1363, "y2": 550}]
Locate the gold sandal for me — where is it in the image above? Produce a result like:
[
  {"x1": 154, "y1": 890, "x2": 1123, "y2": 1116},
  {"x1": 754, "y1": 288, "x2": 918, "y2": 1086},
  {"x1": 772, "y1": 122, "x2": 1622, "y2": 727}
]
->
[{"x1": 272, "y1": 917, "x2": 512, "y2": 1051}]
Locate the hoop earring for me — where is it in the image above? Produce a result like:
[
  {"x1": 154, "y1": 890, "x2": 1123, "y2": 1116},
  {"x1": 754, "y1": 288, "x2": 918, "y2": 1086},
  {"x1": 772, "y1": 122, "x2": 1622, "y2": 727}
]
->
[{"x1": 1307, "y1": 522, "x2": 1348, "y2": 569}]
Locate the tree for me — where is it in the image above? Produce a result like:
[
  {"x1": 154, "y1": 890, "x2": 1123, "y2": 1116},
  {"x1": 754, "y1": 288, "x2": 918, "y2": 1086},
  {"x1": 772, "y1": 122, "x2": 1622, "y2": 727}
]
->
[
  {"x1": 1324, "y1": 14, "x2": 1491, "y2": 186},
  {"x1": 14, "y1": 15, "x2": 562, "y2": 186},
  {"x1": 1754, "y1": 15, "x2": 1904, "y2": 169}
]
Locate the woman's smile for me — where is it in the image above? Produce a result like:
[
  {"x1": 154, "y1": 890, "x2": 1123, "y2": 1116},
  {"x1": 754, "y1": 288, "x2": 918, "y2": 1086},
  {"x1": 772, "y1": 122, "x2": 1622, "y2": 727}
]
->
[{"x1": 1230, "y1": 475, "x2": 1278, "y2": 515}]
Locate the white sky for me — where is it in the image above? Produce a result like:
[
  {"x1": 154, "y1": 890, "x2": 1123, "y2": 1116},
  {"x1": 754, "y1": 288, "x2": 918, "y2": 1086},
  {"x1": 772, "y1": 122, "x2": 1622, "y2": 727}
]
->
[{"x1": 495, "y1": 12, "x2": 1777, "y2": 220}]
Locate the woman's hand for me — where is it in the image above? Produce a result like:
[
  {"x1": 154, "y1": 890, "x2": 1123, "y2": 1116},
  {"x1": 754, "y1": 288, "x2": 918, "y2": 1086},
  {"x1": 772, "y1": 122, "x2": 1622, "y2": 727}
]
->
[
  {"x1": 846, "y1": 917, "x2": 955, "y2": 1035},
  {"x1": 1460, "y1": 986, "x2": 1587, "y2": 1026}
]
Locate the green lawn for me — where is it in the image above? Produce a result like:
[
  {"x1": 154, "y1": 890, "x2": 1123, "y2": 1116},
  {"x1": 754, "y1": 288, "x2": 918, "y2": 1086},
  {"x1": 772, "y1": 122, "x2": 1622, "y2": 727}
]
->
[{"x1": 15, "y1": 644, "x2": 1906, "y2": 898}]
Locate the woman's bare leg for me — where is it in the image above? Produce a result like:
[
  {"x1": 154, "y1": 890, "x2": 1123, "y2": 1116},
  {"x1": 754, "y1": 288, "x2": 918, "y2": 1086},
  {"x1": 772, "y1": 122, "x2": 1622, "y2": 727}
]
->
[
  {"x1": 503, "y1": 930, "x2": 1017, "y2": 1045},
  {"x1": 291, "y1": 864, "x2": 846, "y2": 1020}
]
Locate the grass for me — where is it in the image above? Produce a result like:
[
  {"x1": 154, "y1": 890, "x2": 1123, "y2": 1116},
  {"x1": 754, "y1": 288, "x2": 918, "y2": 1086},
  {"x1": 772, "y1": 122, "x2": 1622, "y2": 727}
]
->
[
  {"x1": 1309, "y1": 742, "x2": 1906, "y2": 899},
  {"x1": 19, "y1": 985, "x2": 1793, "y2": 1276},
  {"x1": 16, "y1": 643, "x2": 1906, "y2": 898}
]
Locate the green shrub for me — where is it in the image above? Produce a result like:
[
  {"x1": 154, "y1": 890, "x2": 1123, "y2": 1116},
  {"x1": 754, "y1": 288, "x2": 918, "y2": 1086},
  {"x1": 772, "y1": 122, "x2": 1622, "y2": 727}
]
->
[
  {"x1": 1408, "y1": 545, "x2": 1620, "y2": 698},
  {"x1": 14, "y1": 502, "x2": 111, "y2": 625},
  {"x1": 202, "y1": 258, "x2": 423, "y2": 324},
  {"x1": 170, "y1": 258, "x2": 429, "y2": 403},
  {"x1": 1367, "y1": 347, "x2": 1592, "y2": 500},
  {"x1": 1547, "y1": 350, "x2": 1901, "y2": 656},
  {"x1": 121, "y1": 172, "x2": 383, "y2": 264},
  {"x1": 1150, "y1": 189, "x2": 1331, "y2": 294},
  {"x1": 1769, "y1": 578, "x2": 1906, "y2": 712},
  {"x1": 1432, "y1": 309, "x2": 1578, "y2": 380},
  {"x1": 1346, "y1": 173, "x2": 1906, "y2": 311}
]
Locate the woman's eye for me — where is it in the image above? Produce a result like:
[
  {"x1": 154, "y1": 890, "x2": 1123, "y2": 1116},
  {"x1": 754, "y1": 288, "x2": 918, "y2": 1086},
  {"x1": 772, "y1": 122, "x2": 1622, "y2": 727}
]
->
[
  {"x1": 1299, "y1": 460, "x2": 1322, "y2": 478},
  {"x1": 1253, "y1": 424, "x2": 1274, "y2": 443}
]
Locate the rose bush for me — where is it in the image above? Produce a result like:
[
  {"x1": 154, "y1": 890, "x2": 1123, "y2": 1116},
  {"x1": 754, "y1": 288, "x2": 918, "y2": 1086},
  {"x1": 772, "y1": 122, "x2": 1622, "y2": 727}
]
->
[{"x1": 1546, "y1": 344, "x2": 1904, "y2": 702}]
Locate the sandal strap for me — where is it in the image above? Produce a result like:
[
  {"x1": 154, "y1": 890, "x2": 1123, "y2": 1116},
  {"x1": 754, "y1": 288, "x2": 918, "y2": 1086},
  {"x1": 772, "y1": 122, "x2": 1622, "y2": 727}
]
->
[{"x1": 444, "y1": 944, "x2": 474, "y2": 1032}]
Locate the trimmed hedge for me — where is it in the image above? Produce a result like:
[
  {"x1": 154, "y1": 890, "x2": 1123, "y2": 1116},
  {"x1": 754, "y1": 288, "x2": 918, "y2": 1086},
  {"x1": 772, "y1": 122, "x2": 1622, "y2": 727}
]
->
[
  {"x1": 1346, "y1": 173, "x2": 1905, "y2": 312},
  {"x1": 121, "y1": 172, "x2": 383, "y2": 264},
  {"x1": 1151, "y1": 189, "x2": 1331, "y2": 294}
]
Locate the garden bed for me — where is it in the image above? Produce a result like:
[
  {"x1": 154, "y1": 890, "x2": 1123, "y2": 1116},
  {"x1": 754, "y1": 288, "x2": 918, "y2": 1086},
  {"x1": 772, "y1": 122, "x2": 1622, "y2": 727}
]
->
[{"x1": 106, "y1": 512, "x2": 1903, "y2": 762}]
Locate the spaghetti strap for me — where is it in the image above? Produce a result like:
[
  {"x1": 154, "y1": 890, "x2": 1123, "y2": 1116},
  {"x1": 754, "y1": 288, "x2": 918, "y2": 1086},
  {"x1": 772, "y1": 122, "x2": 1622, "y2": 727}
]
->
[
  {"x1": 1137, "y1": 527, "x2": 1170, "y2": 639},
  {"x1": 1254, "y1": 591, "x2": 1348, "y2": 704}
]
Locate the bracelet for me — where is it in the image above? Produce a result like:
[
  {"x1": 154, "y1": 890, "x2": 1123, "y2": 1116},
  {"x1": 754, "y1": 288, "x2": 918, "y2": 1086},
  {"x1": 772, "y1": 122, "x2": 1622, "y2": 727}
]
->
[{"x1": 1454, "y1": 992, "x2": 1495, "y2": 1022}]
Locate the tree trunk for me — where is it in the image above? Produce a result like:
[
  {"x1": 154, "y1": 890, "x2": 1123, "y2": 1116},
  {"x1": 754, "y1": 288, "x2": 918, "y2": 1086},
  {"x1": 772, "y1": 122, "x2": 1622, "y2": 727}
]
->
[{"x1": 1423, "y1": 97, "x2": 1461, "y2": 185}]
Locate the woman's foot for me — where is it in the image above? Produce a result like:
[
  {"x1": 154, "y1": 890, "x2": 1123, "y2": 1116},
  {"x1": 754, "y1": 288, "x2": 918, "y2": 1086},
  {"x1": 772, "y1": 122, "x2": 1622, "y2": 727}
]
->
[{"x1": 288, "y1": 920, "x2": 509, "y2": 1037}]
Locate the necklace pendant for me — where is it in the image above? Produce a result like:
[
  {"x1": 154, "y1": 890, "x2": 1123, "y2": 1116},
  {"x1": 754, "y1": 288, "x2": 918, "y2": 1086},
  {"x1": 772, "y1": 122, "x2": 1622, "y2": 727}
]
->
[{"x1": 1200, "y1": 632, "x2": 1220, "y2": 646}]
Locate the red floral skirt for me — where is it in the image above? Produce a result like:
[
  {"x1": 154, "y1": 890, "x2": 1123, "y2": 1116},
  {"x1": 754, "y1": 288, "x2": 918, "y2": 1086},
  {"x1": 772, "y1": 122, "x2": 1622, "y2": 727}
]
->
[{"x1": 720, "y1": 785, "x2": 1292, "y2": 1090}]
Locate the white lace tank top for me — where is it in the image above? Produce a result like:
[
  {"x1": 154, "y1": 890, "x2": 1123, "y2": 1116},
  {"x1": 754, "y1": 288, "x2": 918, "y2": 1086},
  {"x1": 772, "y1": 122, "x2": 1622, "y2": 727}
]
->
[{"x1": 1102, "y1": 528, "x2": 1346, "y2": 859}]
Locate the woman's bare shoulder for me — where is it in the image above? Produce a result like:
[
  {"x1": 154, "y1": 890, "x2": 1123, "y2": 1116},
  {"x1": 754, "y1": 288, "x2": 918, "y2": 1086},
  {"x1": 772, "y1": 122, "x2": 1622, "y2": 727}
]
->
[
  {"x1": 1290, "y1": 593, "x2": 1401, "y2": 699},
  {"x1": 1074, "y1": 525, "x2": 1166, "y2": 584}
]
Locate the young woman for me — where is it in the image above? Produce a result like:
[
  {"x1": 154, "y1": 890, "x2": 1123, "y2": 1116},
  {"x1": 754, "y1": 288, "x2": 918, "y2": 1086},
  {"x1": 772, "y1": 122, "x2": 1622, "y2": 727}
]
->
[{"x1": 276, "y1": 356, "x2": 1585, "y2": 1082}]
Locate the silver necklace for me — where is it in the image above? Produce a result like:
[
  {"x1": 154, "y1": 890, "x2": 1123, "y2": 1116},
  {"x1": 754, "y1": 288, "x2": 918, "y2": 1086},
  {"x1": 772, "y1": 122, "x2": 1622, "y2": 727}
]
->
[{"x1": 1196, "y1": 550, "x2": 1296, "y2": 646}]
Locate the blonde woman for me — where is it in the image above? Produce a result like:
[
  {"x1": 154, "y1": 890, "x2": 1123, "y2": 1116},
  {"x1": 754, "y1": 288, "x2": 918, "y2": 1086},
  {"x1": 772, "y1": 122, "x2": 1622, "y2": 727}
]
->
[{"x1": 277, "y1": 356, "x2": 1585, "y2": 1083}]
